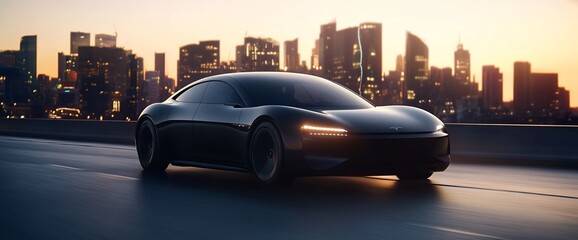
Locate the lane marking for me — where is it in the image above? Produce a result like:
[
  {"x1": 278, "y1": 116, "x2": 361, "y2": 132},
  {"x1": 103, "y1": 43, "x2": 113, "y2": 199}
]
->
[
  {"x1": 411, "y1": 223, "x2": 509, "y2": 240},
  {"x1": 364, "y1": 177, "x2": 578, "y2": 200},
  {"x1": 48, "y1": 164, "x2": 84, "y2": 171},
  {"x1": 97, "y1": 172, "x2": 138, "y2": 181},
  {"x1": 1, "y1": 136, "x2": 134, "y2": 151},
  {"x1": 47, "y1": 163, "x2": 138, "y2": 181}
]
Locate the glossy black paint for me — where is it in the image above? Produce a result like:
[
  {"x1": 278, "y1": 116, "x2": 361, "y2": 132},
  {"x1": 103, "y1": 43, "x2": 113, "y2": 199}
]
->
[{"x1": 137, "y1": 72, "x2": 450, "y2": 176}]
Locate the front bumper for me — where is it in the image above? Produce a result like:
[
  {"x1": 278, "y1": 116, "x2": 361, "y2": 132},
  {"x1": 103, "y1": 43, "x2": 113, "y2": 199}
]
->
[{"x1": 296, "y1": 132, "x2": 450, "y2": 176}]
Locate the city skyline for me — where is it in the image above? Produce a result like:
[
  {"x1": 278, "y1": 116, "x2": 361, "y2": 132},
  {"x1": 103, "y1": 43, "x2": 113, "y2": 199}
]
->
[{"x1": 1, "y1": 0, "x2": 577, "y2": 106}]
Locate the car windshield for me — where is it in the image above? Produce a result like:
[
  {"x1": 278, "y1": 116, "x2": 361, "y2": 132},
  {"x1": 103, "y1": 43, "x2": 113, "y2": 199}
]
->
[{"x1": 240, "y1": 75, "x2": 374, "y2": 110}]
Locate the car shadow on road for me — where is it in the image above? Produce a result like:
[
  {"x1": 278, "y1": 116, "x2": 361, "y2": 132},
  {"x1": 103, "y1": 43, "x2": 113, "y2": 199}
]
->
[
  {"x1": 132, "y1": 167, "x2": 445, "y2": 238},
  {"x1": 138, "y1": 167, "x2": 441, "y2": 204}
]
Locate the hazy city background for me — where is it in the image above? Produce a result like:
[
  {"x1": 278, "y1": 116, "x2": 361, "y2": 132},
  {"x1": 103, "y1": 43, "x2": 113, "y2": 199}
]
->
[{"x1": 1, "y1": 0, "x2": 577, "y2": 123}]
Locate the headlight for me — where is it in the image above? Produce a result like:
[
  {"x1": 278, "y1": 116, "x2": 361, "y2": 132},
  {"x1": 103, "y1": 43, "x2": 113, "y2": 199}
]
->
[{"x1": 302, "y1": 125, "x2": 348, "y2": 137}]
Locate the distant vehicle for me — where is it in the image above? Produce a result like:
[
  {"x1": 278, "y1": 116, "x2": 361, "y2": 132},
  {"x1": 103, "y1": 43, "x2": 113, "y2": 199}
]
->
[{"x1": 135, "y1": 72, "x2": 450, "y2": 185}]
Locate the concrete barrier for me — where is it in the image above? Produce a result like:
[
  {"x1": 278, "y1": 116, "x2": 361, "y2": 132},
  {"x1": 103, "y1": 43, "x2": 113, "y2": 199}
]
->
[
  {"x1": 0, "y1": 118, "x2": 135, "y2": 145},
  {"x1": 446, "y1": 123, "x2": 578, "y2": 168},
  {"x1": 1, "y1": 119, "x2": 577, "y2": 168}
]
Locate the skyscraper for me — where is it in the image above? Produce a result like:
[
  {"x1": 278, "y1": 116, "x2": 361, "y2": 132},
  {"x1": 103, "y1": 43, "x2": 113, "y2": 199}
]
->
[
  {"x1": 155, "y1": 52, "x2": 173, "y2": 100},
  {"x1": 332, "y1": 27, "x2": 359, "y2": 90},
  {"x1": 319, "y1": 21, "x2": 336, "y2": 79},
  {"x1": 284, "y1": 38, "x2": 299, "y2": 72},
  {"x1": 430, "y1": 66, "x2": 452, "y2": 120},
  {"x1": 395, "y1": 55, "x2": 404, "y2": 73},
  {"x1": 70, "y1": 32, "x2": 90, "y2": 54},
  {"x1": 177, "y1": 40, "x2": 220, "y2": 87},
  {"x1": 77, "y1": 46, "x2": 127, "y2": 120},
  {"x1": 95, "y1": 34, "x2": 117, "y2": 48},
  {"x1": 556, "y1": 87, "x2": 570, "y2": 114},
  {"x1": 529, "y1": 73, "x2": 557, "y2": 116},
  {"x1": 404, "y1": 32, "x2": 431, "y2": 111},
  {"x1": 155, "y1": 52, "x2": 165, "y2": 80},
  {"x1": 454, "y1": 41, "x2": 471, "y2": 97},
  {"x1": 513, "y1": 61, "x2": 531, "y2": 114},
  {"x1": 127, "y1": 54, "x2": 143, "y2": 119},
  {"x1": 237, "y1": 37, "x2": 279, "y2": 72},
  {"x1": 142, "y1": 71, "x2": 160, "y2": 109},
  {"x1": 19, "y1": 35, "x2": 37, "y2": 89},
  {"x1": 482, "y1": 65, "x2": 503, "y2": 110},
  {"x1": 358, "y1": 22, "x2": 382, "y2": 104},
  {"x1": 310, "y1": 39, "x2": 320, "y2": 72}
]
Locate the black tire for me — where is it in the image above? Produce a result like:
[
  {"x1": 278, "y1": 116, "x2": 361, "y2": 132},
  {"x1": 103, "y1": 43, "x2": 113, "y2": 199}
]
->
[
  {"x1": 136, "y1": 119, "x2": 168, "y2": 171},
  {"x1": 249, "y1": 122, "x2": 294, "y2": 185},
  {"x1": 396, "y1": 171, "x2": 433, "y2": 180}
]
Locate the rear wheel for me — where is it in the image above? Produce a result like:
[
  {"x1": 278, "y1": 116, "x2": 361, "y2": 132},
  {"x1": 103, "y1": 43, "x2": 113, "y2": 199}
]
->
[
  {"x1": 249, "y1": 122, "x2": 294, "y2": 185},
  {"x1": 396, "y1": 171, "x2": 433, "y2": 180},
  {"x1": 136, "y1": 119, "x2": 168, "y2": 171}
]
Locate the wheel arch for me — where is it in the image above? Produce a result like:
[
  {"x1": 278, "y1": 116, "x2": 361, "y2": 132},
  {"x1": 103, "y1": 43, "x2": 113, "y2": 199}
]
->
[{"x1": 135, "y1": 115, "x2": 154, "y2": 140}]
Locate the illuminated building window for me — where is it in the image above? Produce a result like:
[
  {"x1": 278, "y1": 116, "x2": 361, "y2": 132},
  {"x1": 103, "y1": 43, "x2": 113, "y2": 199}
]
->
[
  {"x1": 407, "y1": 90, "x2": 416, "y2": 100},
  {"x1": 112, "y1": 100, "x2": 121, "y2": 112}
]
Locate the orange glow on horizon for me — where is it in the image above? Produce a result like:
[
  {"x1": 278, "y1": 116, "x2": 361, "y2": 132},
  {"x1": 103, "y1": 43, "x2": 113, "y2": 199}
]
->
[{"x1": 1, "y1": 0, "x2": 577, "y2": 107}]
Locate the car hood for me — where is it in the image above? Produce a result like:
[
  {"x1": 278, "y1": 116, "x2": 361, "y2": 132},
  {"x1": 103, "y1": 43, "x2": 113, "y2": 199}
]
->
[{"x1": 322, "y1": 106, "x2": 443, "y2": 134}]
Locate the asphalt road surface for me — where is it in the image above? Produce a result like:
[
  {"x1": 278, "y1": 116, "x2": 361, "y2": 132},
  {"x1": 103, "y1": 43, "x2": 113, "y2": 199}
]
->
[{"x1": 1, "y1": 136, "x2": 577, "y2": 239}]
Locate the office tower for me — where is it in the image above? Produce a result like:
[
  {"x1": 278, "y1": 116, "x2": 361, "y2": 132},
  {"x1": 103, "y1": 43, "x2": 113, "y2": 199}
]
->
[
  {"x1": 19, "y1": 35, "x2": 37, "y2": 91},
  {"x1": 529, "y1": 73, "x2": 557, "y2": 115},
  {"x1": 404, "y1": 32, "x2": 431, "y2": 112},
  {"x1": 238, "y1": 37, "x2": 279, "y2": 72},
  {"x1": 358, "y1": 22, "x2": 382, "y2": 104},
  {"x1": 0, "y1": 36, "x2": 36, "y2": 117},
  {"x1": 383, "y1": 70, "x2": 402, "y2": 105},
  {"x1": 319, "y1": 21, "x2": 336, "y2": 79},
  {"x1": 178, "y1": 40, "x2": 220, "y2": 87},
  {"x1": 57, "y1": 52, "x2": 79, "y2": 83},
  {"x1": 155, "y1": 52, "x2": 171, "y2": 100},
  {"x1": 332, "y1": 26, "x2": 359, "y2": 89},
  {"x1": 155, "y1": 53, "x2": 165, "y2": 80},
  {"x1": 70, "y1": 32, "x2": 90, "y2": 54},
  {"x1": 126, "y1": 54, "x2": 143, "y2": 120},
  {"x1": 142, "y1": 71, "x2": 160, "y2": 108},
  {"x1": 482, "y1": 65, "x2": 503, "y2": 110},
  {"x1": 235, "y1": 45, "x2": 244, "y2": 70},
  {"x1": 311, "y1": 39, "x2": 320, "y2": 71},
  {"x1": 0, "y1": 50, "x2": 19, "y2": 66},
  {"x1": 395, "y1": 55, "x2": 404, "y2": 73},
  {"x1": 284, "y1": 38, "x2": 299, "y2": 72},
  {"x1": 430, "y1": 66, "x2": 453, "y2": 120},
  {"x1": 77, "y1": 46, "x2": 127, "y2": 120},
  {"x1": 454, "y1": 41, "x2": 471, "y2": 97},
  {"x1": 513, "y1": 61, "x2": 531, "y2": 114},
  {"x1": 35, "y1": 74, "x2": 52, "y2": 111},
  {"x1": 556, "y1": 87, "x2": 570, "y2": 113},
  {"x1": 431, "y1": 66, "x2": 452, "y2": 99},
  {"x1": 0, "y1": 63, "x2": 27, "y2": 104},
  {"x1": 95, "y1": 34, "x2": 117, "y2": 48}
]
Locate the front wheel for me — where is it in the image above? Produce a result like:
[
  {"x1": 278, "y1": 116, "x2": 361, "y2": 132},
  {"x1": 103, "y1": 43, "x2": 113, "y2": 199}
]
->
[
  {"x1": 136, "y1": 119, "x2": 168, "y2": 171},
  {"x1": 249, "y1": 122, "x2": 294, "y2": 185},
  {"x1": 396, "y1": 171, "x2": 433, "y2": 180}
]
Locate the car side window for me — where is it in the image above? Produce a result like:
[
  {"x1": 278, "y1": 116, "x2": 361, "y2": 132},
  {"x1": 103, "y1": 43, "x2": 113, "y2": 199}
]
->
[
  {"x1": 202, "y1": 81, "x2": 243, "y2": 104},
  {"x1": 175, "y1": 83, "x2": 208, "y2": 102}
]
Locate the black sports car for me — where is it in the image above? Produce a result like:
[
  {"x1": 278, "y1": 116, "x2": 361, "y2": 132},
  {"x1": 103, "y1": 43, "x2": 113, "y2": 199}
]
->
[{"x1": 135, "y1": 72, "x2": 450, "y2": 184}]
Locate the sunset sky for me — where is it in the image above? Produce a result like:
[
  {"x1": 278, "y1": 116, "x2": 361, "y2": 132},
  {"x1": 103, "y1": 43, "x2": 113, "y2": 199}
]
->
[{"x1": 1, "y1": 0, "x2": 577, "y2": 106}]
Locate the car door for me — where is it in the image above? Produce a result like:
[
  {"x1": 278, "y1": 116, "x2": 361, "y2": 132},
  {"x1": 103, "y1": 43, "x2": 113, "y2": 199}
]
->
[
  {"x1": 192, "y1": 81, "x2": 244, "y2": 165},
  {"x1": 161, "y1": 82, "x2": 207, "y2": 160}
]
